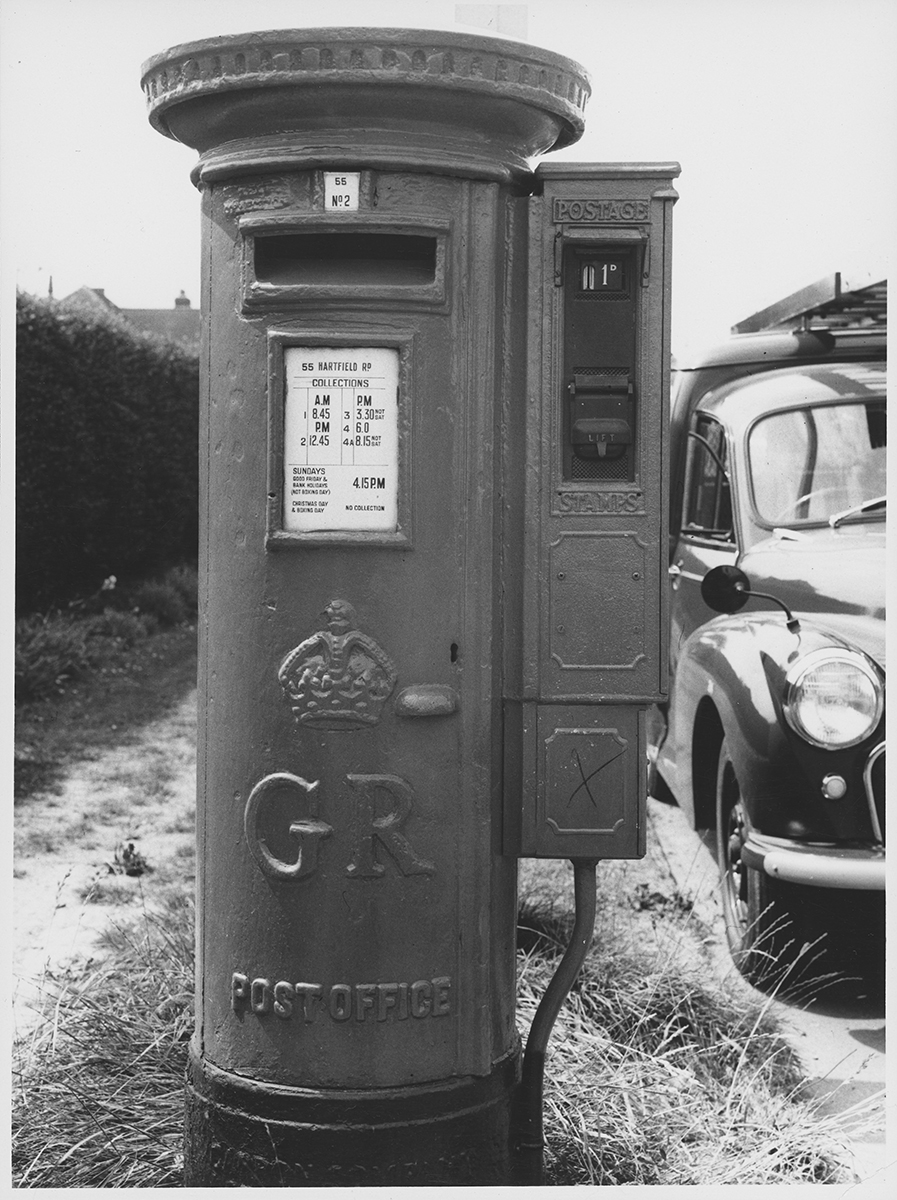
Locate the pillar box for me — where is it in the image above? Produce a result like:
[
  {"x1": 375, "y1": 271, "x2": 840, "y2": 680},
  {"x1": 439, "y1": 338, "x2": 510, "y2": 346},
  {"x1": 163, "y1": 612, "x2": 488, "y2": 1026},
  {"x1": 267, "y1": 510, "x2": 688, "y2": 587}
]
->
[{"x1": 142, "y1": 26, "x2": 677, "y2": 1187}]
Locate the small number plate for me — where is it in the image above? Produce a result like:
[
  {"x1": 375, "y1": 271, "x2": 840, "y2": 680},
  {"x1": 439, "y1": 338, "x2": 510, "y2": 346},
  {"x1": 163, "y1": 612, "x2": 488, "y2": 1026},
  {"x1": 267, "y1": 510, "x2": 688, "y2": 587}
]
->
[{"x1": 324, "y1": 172, "x2": 360, "y2": 211}]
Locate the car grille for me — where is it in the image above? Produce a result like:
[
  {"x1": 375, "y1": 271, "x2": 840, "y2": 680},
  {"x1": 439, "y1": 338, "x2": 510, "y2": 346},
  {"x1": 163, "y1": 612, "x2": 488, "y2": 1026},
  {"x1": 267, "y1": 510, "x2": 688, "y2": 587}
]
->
[{"x1": 864, "y1": 742, "x2": 885, "y2": 845}]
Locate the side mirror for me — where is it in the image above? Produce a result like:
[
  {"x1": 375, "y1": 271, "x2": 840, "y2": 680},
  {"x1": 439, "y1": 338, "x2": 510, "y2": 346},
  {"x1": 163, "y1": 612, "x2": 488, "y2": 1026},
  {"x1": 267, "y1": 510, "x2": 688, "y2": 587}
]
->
[
  {"x1": 701, "y1": 564, "x2": 801, "y2": 632},
  {"x1": 701, "y1": 564, "x2": 750, "y2": 614}
]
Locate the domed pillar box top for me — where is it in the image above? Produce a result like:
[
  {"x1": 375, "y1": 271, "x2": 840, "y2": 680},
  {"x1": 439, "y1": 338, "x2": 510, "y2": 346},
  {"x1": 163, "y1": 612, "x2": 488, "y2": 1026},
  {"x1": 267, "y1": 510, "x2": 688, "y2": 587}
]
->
[{"x1": 141, "y1": 27, "x2": 590, "y2": 185}]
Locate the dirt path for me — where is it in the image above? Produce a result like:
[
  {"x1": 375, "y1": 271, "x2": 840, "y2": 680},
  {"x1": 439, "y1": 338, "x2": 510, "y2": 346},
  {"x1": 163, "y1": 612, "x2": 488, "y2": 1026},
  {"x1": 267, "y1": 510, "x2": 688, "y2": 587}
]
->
[{"x1": 12, "y1": 690, "x2": 197, "y2": 1041}]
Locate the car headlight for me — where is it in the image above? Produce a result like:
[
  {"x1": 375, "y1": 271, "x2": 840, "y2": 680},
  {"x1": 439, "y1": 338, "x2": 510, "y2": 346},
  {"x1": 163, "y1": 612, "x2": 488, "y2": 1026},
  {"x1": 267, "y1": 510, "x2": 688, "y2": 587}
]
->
[{"x1": 783, "y1": 649, "x2": 884, "y2": 749}]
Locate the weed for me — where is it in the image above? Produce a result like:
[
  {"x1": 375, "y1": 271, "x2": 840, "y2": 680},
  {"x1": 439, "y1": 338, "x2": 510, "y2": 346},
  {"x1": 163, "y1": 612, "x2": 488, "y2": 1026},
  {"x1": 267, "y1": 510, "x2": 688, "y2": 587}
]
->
[
  {"x1": 14, "y1": 613, "x2": 93, "y2": 701},
  {"x1": 79, "y1": 877, "x2": 140, "y2": 906},
  {"x1": 164, "y1": 812, "x2": 195, "y2": 836},
  {"x1": 130, "y1": 580, "x2": 189, "y2": 628},
  {"x1": 87, "y1": 607, "x2": 157, "y2": 646},
  {"x1": 628, "y1": 881, "x2": 694, "y2": 916},
  {"x1": 16, "y1": 830, "x2": 61, "y2": 857},
  {"x1": 93, "y1": 797, "x2": 131, "y2": 821},
  {"x1": 13, "y1": 752, "x2": 63, "y2": 800},
  {"x1": 108, "y1": 842, "x2": 151, "y2": 877},
  {"x1": 15, "y1": 564, "x2": 196, "y2": 710},
  {"x1": 161, "y1": 564, "x2": 198, "y2": 614},
  {"x1": 14, "y1": 621, "x2": 197, "y2": 804}
]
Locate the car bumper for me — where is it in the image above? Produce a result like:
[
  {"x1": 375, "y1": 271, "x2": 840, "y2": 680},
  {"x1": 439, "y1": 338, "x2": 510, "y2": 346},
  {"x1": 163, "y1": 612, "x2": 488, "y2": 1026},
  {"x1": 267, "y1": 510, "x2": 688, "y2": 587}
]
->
[{"x1": 742, "y1": 836, "x2": 885, "y2": 890}]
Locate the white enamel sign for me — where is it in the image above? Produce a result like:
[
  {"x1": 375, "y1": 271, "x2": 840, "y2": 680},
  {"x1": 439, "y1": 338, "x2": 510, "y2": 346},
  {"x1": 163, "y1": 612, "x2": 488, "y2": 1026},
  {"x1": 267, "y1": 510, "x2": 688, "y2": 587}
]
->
[
  {"x1": 324, "y1": 172, "x2": 360, "y2": 211},
  {"x1": 283, "y1": 347, "x2": 399, "y2": 533}
]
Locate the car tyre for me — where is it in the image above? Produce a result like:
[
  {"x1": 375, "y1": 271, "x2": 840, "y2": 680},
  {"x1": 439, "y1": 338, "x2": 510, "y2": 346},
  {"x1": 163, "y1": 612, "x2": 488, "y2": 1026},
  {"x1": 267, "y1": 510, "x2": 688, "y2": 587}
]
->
[{"x1": 715, "y1": 739, "x2": 819, "y2": 992}]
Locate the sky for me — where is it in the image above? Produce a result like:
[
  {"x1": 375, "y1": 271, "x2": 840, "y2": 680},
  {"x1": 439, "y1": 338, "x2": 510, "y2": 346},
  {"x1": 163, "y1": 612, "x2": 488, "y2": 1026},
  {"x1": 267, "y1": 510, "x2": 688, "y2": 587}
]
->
[{"x1": 1, "y1": 0, "x2": 895, "y2": 353}]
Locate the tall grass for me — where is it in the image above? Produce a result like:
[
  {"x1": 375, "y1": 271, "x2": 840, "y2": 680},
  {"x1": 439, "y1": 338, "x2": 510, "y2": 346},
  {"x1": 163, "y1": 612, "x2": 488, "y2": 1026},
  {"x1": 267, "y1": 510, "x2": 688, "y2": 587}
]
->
[
  {"x1": 518, "y1": 896, "x2": 857, "y2": 1184},
  {"x1": 14, "y1": 613, "x2": 95, "y2": 702},
  {"x1": 14, "y1": 565, "x2": 198, "y2": 702},
  {"x1": 12, "y1": 890, "x2": 193, "y2": 1188},
  {"x1": 11, "y1": 870, "x2": 863, "y2": 1187}
]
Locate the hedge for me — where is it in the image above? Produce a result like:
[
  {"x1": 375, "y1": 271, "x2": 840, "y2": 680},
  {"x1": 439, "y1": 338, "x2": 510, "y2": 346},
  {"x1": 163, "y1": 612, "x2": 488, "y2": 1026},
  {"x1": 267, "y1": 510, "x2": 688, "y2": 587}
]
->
[{"x1": 16, "y1": 292, "x2": 199, "y2": 613}]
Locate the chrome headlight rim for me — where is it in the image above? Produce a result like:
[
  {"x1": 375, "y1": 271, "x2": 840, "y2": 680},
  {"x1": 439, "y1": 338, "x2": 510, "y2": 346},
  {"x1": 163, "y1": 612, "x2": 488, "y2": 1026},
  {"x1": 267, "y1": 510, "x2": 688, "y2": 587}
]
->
[{"x1": 783, "y1": 648, "x2": 884, "y2": 750}]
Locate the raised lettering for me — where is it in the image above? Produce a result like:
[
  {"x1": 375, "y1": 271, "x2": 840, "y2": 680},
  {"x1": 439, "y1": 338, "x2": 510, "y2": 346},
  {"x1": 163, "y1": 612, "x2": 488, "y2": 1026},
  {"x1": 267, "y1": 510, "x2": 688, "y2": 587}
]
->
[
  {"x1": 232, "y1": 972, "x2": 249, "y2": 1011},
  {"x1": 295, "y1": 982, "x2": 324, "y2": 1022},
  {"x1": 244, "y1": 773, "x2": 332, "y2": 882},
  {"x1": 410, "y1": 980, "x2": 432, "y2": 1018},
  {"x1": 355, "y1": 984, "x2": 377, "y2": 1021},
  {"x1": 553, "y1": 197, "x2": 649, "y2": 224},
  {"x1": 273, "y1": 981, "x2": 294, "y2": 1019},
  {"x1": 230, "y1": 974, "x2": 452, "y2": 1023},
  {"x1": 432, "y1": 976, "x2": 452, "y2": 1016},
  {"x1": 345, "y1": 774, "x2": 436, "y2": 878},
  {"x1": 250, "y1": 978, "x2": 272, "y2": 1015},
  {"x1": 329, "y1": 983, "x2": 352, "y2": 1021},
  {"x1": 556, "y1": 490, "x2": 644, "y2": 516},
  {"x1": 377, "y1": 983, "x2": 398, "y2": 1021}
]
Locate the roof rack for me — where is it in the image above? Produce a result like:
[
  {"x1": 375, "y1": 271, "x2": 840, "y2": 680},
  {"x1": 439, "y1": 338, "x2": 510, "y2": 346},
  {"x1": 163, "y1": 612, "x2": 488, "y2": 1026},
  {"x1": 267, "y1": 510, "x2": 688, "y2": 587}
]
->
[{"x1": 731, "y1": 272, "x2": 886, "y2": 334}]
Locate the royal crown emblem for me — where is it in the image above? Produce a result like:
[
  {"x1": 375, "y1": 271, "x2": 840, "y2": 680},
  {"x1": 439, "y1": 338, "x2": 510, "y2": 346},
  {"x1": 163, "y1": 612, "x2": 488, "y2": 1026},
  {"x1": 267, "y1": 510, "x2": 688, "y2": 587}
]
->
[{"x1": 278, "y1": 600, "x2": 397, "y2": 730}]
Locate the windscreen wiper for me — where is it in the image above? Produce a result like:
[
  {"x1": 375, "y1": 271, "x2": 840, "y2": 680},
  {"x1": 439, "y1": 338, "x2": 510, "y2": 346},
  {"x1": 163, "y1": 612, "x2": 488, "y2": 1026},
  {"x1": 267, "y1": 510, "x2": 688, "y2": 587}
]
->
[{"x1": 829, "y1": 495, "x2": 887, "y2": 528}]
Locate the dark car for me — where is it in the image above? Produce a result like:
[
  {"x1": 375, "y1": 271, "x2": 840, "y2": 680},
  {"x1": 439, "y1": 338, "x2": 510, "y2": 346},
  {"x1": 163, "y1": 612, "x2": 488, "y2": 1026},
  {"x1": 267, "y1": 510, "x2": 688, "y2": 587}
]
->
[{"x1": 650, "y1": 275, "x2": 886, "y2": 987}]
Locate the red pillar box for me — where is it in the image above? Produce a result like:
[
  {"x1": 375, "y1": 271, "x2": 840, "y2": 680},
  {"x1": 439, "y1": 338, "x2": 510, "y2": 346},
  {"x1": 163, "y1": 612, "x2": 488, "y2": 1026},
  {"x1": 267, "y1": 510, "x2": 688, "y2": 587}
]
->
[{"x1": 142, "y1": 27, "x2": 589, "y2": 1186}]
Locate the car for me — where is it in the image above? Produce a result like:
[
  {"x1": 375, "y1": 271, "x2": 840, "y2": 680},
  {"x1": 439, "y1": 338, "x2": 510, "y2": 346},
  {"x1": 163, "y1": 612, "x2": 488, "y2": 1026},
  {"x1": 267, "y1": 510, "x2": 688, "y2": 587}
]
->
[{"x1": 649, "y1": 273, "x2": 886, "y2": 988}]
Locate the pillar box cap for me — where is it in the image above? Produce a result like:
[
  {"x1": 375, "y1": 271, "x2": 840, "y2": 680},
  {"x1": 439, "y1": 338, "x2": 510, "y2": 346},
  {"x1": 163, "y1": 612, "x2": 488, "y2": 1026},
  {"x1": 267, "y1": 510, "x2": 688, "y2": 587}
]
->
[{"x1": 141, "y1": 27, "x2": 590, "y2": 184}]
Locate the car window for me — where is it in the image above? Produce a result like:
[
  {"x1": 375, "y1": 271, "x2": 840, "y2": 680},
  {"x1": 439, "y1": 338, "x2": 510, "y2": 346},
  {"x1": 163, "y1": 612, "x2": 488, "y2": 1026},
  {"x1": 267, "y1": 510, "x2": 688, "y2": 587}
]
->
[
  {"x1": 749, "y1": 399, "x2": 886, "y2": 525},
  {"x1": 682, "y1": 414, "x2": 734, "y2": 542}
]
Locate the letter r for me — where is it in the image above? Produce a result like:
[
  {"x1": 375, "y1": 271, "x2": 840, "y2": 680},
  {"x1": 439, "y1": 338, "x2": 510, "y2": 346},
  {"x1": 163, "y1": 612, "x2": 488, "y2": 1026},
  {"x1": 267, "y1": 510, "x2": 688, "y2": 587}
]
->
[{"x1": 345, "y1": 774, "x2": 436, "y2": 878}]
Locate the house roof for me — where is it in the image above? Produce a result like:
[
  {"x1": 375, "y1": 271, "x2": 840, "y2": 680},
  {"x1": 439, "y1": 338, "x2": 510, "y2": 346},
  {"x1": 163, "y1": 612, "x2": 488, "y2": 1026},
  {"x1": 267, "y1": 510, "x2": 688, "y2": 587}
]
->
[
  {"x1": 58, "y1": 287, "x2": 200, "y2": 353},
  {"x1": 125, "y1": 305, "x2": 201, "y2": 352}
]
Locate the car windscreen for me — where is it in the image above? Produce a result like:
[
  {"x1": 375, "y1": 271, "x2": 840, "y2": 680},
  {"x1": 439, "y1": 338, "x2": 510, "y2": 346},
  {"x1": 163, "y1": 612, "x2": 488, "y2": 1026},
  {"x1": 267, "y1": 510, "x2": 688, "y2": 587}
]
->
[{"x1": 748, "y1": 398, "x2": 886, "y2": 526}]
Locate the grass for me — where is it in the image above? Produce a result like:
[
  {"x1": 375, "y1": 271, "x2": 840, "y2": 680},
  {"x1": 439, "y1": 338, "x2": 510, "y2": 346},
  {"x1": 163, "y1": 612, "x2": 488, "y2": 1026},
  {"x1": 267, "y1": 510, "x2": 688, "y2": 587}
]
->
[
  {"x1": 519, "y1": 859, "x2": 868, "y2": 1184},
  {"x1": 11, "y1": 570, "x2": 869, "y2": 1186},
  {"x1": 14, "y1": 567, "x2": 198, "y2": 802},
  {"x1": 11, "y1": 863, "x2": 863, "y2": 1187},
  {"x1": 15, "y1": 565, "x2": 198, "y2": 706},
  {"x1": 518, "y1": 901, "x2": 854, "y2": 1184},
  {"x1": 12, "y1": 890, "x2": 193, "y2": 1188}
]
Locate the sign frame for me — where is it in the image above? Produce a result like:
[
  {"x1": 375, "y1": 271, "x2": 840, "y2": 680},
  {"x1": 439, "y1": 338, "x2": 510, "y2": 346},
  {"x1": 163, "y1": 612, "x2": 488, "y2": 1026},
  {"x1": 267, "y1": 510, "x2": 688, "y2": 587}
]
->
[
  {"x1": 266, "y1": 328, "x2": 415, "y2": 549},
  {"x1": 282, "y1": 345, "x2": 400, "y2": 535}
]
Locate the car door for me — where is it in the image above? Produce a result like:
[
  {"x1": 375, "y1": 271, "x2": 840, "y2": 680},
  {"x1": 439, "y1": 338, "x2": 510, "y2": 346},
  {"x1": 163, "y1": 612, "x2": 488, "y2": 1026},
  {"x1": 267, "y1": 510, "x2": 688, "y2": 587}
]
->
[
  {"x1": 659, "y1": 410, "x2": 740, "y2": 806},
  {"x1": 669, "y1": 410, "x2": 739, "y2": 676}
]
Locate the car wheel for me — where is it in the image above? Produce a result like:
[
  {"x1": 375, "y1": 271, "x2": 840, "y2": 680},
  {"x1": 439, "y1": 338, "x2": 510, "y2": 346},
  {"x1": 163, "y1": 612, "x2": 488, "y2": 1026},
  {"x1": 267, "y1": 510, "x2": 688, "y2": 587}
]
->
[{"x1": 714, "y1": 739, "x2": 819, "y2": 991}]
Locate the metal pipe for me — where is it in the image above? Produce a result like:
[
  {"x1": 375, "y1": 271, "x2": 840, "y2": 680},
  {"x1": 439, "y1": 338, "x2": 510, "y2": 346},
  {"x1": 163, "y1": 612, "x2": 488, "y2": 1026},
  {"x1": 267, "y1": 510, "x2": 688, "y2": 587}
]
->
[{"x1": 514, "y1": 858, "x2": 599, "y2": 1184}]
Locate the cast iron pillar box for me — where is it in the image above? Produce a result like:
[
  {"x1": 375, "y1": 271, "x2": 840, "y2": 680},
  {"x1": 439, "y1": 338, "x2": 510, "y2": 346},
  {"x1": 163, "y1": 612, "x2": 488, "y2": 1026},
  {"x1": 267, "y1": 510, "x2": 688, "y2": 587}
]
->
[
  {"x1": 142, "y1": 27, "x2": 589, "y2": 1187},
  {"x1": 142, "y1": 26, "x2": 677, "y2": 1187}
]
